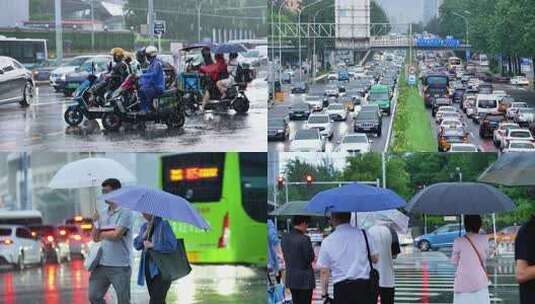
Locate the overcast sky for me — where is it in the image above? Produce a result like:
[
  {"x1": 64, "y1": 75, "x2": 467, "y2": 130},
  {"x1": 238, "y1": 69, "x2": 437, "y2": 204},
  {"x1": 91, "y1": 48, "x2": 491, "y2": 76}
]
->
[{"x1": 376, "y1": 0, "x2": 425, "y2": 25}]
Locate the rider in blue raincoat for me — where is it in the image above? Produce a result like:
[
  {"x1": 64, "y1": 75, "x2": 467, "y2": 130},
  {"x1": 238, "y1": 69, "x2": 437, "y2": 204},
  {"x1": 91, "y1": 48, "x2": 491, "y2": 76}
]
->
[{"x1": 139, "y1": 46, "x2": 165, "y2": 112}]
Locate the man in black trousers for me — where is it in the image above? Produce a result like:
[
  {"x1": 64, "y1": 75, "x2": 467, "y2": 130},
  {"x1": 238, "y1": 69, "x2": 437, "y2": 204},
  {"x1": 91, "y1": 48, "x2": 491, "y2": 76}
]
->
[{"x1": 281, "y1": 216, "x2": 315, "y2": 304}]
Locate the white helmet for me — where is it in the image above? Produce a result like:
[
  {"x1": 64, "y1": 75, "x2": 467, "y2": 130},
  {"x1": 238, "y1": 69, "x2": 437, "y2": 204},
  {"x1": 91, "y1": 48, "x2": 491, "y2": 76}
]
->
[{"x1": 145, "y1": 45, "x2": 158, "y2": 57}]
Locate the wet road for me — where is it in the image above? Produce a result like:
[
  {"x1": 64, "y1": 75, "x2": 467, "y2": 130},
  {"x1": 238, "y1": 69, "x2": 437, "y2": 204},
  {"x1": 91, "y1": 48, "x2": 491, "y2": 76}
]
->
[
  {"x1": 425, "y1": 82, "x2": 535, "y2": 152},
  {"x1": 0, "y1": 68, "x2": 267, "y2": 152},
  {"x1": 0, "y1": 257, "x2": 265, "y2": 304},
  {"x1": 310, "y1": 247, "x2": 519, "y2": 303},
  {"x1": 268, "y1": 77, "x2": 397, "y2": 153}
]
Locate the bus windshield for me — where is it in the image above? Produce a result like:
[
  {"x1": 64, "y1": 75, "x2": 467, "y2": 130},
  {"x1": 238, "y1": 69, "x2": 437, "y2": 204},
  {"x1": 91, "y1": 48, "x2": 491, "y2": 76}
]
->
[
  {"x1": 369, "y1": 92, "x2": 389, "y2": 101},
  {"x1": 426, "y1": 76, "x2": 448, "y2": 86}
]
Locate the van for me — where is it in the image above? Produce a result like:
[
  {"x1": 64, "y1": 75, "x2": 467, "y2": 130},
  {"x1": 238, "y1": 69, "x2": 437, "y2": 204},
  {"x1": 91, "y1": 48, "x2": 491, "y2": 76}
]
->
[{"x1": 474, "y1": 94, "x2": 500, "y2": 123}]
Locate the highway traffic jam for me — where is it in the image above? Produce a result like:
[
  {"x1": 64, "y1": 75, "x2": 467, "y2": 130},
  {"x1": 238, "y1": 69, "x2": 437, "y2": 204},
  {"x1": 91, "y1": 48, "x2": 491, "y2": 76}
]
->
[
  {"x1": 419, "y1": 51, "x2": 535, "y2": 152},
  {"x1": 268, "y1": 51, "x2": 405, "y2": 152}
]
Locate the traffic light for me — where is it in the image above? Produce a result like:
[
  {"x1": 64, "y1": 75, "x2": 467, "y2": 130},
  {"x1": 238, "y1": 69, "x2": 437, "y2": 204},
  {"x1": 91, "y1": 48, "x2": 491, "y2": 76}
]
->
[
  {"x1": 305, "y1": 174, "x2": 314, "y2": 185},
  {"x1": 277, "y1": 176, "x2": 285, "y2": 190}
]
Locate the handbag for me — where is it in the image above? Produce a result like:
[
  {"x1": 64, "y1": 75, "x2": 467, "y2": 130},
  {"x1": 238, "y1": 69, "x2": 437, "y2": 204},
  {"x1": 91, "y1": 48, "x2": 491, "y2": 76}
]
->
[
  {"x1": 148, "y1": 238, "x2": 192, "y2": 282},
  {"x1": 362, "y1": 230, "x2": 380, "y2": 297},
  {"x1": 84, "y1": 241, "x2": 102, "y2": 271},
  {"x1": 464, "y1": 235, "x2": 491, "y2": 284}
]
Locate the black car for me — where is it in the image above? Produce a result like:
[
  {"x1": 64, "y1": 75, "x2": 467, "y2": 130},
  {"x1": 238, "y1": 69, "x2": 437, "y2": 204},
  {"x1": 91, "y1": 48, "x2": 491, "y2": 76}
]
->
[
  {"x1": 0, "y1": 56, "x2": 34, "y2": 107},
  {"x1": 288, "y1": 102, "x2": 311, "y2": 120},
  {"x1": 452, "y1": 88, "x2": 465, "y2": 103},
  {"x1": 267, "y1": 118, "x2": 289, "y2": 141},
  {"x1": 479, "y1": 112, "x2": 506, "y2": 138},
  {"x1": 354, "y1": 107, "x2": 382, "y2": 137},
  {"x1": 291, "y1": 82, "x2": 309, "y2": 94}
]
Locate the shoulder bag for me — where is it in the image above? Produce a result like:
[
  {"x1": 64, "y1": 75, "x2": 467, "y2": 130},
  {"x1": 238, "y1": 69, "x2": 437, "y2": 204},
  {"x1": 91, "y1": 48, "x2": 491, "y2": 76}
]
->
[
  {"x1": 146, "y1": 220, "x2": 192, "y2": 282},
  {"x1": 464, "y1": 235, "x2": 491, "y2": 284},
  {"x1": 362, "y1": 229, "x2": 380, "y2": 298}
]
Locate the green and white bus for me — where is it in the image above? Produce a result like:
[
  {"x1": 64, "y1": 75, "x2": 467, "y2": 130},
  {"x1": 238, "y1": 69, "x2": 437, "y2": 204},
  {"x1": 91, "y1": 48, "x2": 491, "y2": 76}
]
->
[{"x1": 161, "y1": 152, "x2": 267, "y2": 266}]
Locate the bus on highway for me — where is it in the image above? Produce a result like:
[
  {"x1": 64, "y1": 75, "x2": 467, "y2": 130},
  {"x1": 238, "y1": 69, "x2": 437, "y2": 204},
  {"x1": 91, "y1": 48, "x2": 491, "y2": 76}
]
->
[
  {"x1": 0, "y1": 36, "x2": 48, "y2": 67},
  {"x1": 0, "y1": 210, "x2": 43, "y2": 226},
  {"x1": 161, "y1": 152, "x2": 267, "y2": 266}
]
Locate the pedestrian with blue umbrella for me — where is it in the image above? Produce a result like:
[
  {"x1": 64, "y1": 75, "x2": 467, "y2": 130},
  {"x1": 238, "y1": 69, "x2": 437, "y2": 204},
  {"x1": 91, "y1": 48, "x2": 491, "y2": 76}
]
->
[
  {"x1": 304, "y1": 183, "x2": 406, "y2": 304},
  {"x1": 99, "y1": 186, "x2": 210, "y2": 304}
]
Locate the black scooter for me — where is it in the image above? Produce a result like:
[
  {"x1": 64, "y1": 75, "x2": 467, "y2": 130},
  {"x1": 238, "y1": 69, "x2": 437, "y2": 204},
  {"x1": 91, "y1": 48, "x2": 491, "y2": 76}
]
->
[{"x1": 100, "y1": 85, "x2": 186, "y2": 132}]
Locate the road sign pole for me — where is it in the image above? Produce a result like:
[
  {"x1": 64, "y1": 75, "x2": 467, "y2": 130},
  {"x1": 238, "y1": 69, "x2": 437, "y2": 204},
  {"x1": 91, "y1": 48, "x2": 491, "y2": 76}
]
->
[{"x1": 158, "y1": 34, "x2": 161, "y2": 52}]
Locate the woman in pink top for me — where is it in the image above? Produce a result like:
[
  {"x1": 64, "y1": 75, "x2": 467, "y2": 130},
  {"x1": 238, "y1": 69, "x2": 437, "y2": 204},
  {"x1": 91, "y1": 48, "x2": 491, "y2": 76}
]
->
[{"x1": 451, "y1": 215, "x2": 490, "y2": 304}]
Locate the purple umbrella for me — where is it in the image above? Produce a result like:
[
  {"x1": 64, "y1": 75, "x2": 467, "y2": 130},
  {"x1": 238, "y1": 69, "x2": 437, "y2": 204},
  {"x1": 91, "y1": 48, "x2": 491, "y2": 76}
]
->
[{"x1": 99, "y1": 186, "x2": 210, "y2": 230}]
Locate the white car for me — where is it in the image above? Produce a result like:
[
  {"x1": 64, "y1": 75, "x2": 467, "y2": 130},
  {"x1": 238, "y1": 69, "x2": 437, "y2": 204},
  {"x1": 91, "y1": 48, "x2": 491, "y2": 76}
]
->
[
  {"x1": 501, "y1": 128, "x2": 534, "y2": 150},
  {"x1": 514, "y1": 108, "x2": 535, "y2": 126},
  {"x1": 337, "y1": 133, "x2": 371, "y2": 153},
  {"x1": 510, "y1": 76, "x2": 529, "y2": 86},
  {"x1": 304, "y1": 96, "x2": 323, "y2": 112},
  {"x1": 475, "y1": 94, "x2": 500, "y2": 121},
  {"x1": 306, "y1": 113, "x2": 334, "y2": 139},
  {"x1": 0, "y1": 225, "x2": 44, "y2": 269},
  {"x1": 440, "y1": 118, "x2": 464, "y2": 131},
  {"x1": 448, "y1": 143, "x2": 479, "y2": 152},
  {"x1": 492, "y1": 90, "x2": 507, "y2": 99},
  {"x1": 327, "y1": 73, "x2": 338, "y2": 81},
  {"x1": 437, "y1": 112, "x2": 461, "y2": 124},
  {"x1": 506, "y1": 102, "x2": 528, "y2": 119},
  {"x1": 435, "y1": 106, "x2": 457, "y2": 123},
  {"x1": 324, "y1": 89, "x2": 339, "y2": 97},
  {"x1": 503, "y1": 140, "x2": 535, "y2": 152},
  {"x1": 327, "y1": 103, "x2": 348, "y2": 121},
  {"x1": 289, "y1": 129, "x2": 325, "y2": 152},
  {"x1": 493, "y1": 122, "x2": 520, "y2": 146}
]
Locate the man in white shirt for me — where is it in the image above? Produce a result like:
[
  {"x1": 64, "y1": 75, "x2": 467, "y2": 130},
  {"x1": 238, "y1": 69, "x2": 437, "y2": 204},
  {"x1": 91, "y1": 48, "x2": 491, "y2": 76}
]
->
[
  {"x1": 368, "y1": 223, "x2": 399, "y2": 304},
  {"x1": 317, "y1": 212, "x2": 379, "y2": 304}
]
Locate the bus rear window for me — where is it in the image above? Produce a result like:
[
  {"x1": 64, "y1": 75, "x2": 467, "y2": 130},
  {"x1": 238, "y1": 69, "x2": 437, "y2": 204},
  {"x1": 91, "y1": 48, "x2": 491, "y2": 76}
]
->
[
  {"x1": 162, "y1": 153, "x2": 225, "y2": 202},
  {"x1": 239, "y1": 153, "x2": 267, "y2": 223}
]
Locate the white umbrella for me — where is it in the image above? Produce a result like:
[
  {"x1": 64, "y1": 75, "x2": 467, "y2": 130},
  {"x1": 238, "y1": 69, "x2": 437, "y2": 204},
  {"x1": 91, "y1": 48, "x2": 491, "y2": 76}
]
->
[
  {"x1": 353, "y1": 210, "x2": 410, "y2": 234},
  {"x1": 48, "y1": 157, "x2": 136, "y2": 189},
  {"x1": 48, "y1": 157, "x2": 136, "y2": 214}
]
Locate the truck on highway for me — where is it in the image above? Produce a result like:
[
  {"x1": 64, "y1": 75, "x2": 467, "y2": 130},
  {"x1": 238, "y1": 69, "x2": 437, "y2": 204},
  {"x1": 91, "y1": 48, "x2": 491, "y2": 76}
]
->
[
  {"x1": 367, "y1": 84, "x2": 391, "y2": 115},
  {"x1": 423, "y1": 73, "x2": 450, "y2": 108}
]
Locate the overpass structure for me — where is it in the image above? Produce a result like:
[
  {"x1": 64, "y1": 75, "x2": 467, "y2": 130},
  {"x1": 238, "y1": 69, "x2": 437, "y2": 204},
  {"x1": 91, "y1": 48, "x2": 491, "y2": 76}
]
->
[{"x1": 271, "y1": 22, "x2": 470, "y2": 51}]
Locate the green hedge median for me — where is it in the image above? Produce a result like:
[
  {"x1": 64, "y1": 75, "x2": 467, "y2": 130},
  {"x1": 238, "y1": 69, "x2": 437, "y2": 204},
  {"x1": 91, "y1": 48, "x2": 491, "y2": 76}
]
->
[{"x1": 391, "y1": 72, "x2": 437, "y2": 152}]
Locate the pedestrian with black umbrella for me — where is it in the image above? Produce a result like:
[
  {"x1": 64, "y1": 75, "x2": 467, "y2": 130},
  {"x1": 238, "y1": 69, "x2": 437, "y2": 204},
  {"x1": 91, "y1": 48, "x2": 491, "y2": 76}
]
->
[{"x1": 407, "y1": 182, "x2": 516, "y2": 304}]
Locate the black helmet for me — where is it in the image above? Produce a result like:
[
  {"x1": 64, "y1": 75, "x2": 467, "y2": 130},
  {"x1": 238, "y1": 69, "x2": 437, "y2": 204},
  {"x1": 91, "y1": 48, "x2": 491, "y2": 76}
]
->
[{"x1": 135, "y1": 47, "x2": 146, "y2": 63}]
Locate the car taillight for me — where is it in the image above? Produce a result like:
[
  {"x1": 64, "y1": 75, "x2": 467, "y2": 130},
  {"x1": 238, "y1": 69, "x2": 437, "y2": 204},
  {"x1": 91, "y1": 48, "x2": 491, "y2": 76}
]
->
[
  {"x1": 72, "y1": 234, "x2": 82, "y2": 241},
  {"x1": 2, "y1": 239, "x2": 13, "y2": 245},
  {"x1": 46, "y1": 235, "x2": 54, "y2": 243},
  {"x1": 217, "y1": 212, "x2": 230, "y2": 248},
  {"x1": 59, "y1": 230, "x2": 67, "y2": 236}
]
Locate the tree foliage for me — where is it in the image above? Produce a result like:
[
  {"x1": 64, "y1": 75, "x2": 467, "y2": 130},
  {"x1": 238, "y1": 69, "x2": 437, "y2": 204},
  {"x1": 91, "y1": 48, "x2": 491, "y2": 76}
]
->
[
  {"x1": 276, "y1": 153, "x2": 535, "y2": 228},
  {"x1": 438, "y1": 0, "x2": 535, "y2": 75}
]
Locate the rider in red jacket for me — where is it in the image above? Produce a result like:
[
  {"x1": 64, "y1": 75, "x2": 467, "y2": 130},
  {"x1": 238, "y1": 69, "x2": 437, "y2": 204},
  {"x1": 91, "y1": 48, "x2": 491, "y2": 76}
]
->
[{"x1": 199, "y1": 54, "x2": 227, "y2": 108}]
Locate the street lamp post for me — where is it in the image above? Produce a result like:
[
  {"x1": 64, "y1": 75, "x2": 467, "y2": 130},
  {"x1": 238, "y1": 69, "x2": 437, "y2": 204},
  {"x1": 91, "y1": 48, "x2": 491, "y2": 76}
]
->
[
  {"x1": 278, "y1": 4, "x2": 285, "y2": 83},
  {"x1": 298, "y1": 0, "x2": 325, "y2": 83},
  {"x1": 451, "y1": 11, "x2": 469, "y2": 45},
  {"x1": 54, "y1": 0, "x2": 63, "y2": 64}
]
